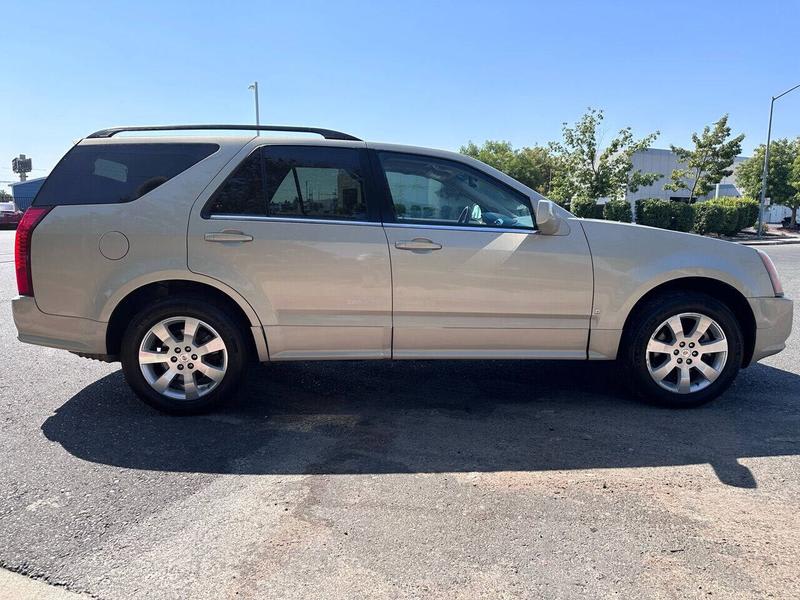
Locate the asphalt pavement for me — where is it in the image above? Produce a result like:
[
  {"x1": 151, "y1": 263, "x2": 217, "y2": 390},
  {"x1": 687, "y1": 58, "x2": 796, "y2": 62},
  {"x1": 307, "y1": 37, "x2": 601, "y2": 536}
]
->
[{"x1": 1, "y1": 229, "x2": 798, "y2": 599}]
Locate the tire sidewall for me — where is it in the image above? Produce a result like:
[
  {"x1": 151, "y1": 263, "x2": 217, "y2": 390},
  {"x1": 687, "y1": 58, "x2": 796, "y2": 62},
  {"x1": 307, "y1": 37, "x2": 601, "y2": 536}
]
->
[
  {"x1": 626, "y1": 293, "x2": 743, "y2": 408},
  {"x1": 120, "y1": 297, "x2": 247, "y2": 414}
]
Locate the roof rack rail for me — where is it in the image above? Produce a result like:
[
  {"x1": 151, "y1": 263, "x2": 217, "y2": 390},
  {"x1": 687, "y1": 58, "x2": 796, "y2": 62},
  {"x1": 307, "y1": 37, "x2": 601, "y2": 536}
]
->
[{"x1": 86, "y1": 124, "x2": 362, "y2": 141}]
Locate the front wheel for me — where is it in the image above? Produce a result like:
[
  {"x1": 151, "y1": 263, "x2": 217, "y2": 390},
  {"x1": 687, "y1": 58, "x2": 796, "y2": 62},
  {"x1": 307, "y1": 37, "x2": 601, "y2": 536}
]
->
[
  {"x1": 120, "y1": 296, "x2": 248, "y2": 414},
  {"x1": 624, "y1": 292, "x2": 743, "y2": 408}
]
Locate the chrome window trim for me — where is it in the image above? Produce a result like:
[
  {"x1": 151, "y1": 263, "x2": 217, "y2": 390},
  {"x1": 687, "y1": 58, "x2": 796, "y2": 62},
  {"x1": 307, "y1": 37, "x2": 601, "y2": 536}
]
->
[
  {"x1": 208, "y1": 214, "x2": 380, "y2": 227},
  {"x1": 208, "y1": 215, "x2": 538, "y2": 234},
  {"x1": 383, "y1": 222, "x2": 539, "y2": 235}
]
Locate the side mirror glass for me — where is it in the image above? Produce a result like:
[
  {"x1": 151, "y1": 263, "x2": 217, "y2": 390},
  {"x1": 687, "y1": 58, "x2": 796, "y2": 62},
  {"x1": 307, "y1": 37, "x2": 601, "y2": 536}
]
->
[{"x1": 535, "y1": 199, "x2": 562, "y2": 235}]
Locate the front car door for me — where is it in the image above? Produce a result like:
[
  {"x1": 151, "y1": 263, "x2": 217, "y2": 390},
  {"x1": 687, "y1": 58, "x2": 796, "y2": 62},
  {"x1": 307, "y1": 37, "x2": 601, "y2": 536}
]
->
[
  {"x1": 374, "y1": 148, "x2": 593, "y2": 359},
  {"x1": 188, "y1": 142, "x2": 392, "y2": 360}
]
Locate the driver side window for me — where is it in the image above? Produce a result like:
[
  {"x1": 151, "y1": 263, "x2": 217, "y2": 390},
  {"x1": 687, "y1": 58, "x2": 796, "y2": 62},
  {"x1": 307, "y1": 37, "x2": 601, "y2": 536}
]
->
[{"x1": 378, "y1": 152, "x2": 534, "y2": 230}]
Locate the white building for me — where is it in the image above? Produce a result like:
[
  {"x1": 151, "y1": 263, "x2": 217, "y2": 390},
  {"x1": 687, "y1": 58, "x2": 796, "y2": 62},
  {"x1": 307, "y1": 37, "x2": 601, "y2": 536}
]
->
[
  {"x1": 627, "y1": 148, "x2": 744, "y2": 202},
  {"x1": 624, "y1": 148, "x2": 790, "y2": 223}
]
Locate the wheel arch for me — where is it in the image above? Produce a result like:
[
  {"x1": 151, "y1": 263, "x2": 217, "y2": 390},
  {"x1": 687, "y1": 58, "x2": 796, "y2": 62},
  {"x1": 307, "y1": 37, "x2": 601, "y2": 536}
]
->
[
  {"x1": 106, "y1": 279, "x2": 268, "y2": 361},
  {"x1": 620, "y1": 277, "x2": 757, "y2": 367}
]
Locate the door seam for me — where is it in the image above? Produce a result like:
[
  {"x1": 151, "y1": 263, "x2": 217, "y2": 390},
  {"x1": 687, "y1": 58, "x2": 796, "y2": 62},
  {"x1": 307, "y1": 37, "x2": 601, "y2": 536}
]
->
[
  {"x1": 381, "y1": 225, "x2": 395, "y2": 359},
  {"x1": 576, "y1": 220, "x2": 596, "y2": 359}
]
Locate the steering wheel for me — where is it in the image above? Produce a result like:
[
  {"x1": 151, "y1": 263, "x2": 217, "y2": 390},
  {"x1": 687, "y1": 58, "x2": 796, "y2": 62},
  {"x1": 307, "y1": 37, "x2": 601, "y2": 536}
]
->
[{"x1": 457, "y1": 203, "x2": 474, "y2": 224}]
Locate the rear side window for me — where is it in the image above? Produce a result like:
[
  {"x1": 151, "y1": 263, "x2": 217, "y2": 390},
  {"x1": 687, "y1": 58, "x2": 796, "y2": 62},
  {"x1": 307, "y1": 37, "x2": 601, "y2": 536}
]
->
[
  {"x1": 205, "y1": 152, "x2": 264, "y2": 216},
  {"x1": 34, "y1": 143, "x2": 218, "y2": 206},
  {"x1": 206, "y1": 146, "x2": 367, "y2": 221},
  {"x1": 264, "y1": 146, "x2": 366, "y2": 220}
]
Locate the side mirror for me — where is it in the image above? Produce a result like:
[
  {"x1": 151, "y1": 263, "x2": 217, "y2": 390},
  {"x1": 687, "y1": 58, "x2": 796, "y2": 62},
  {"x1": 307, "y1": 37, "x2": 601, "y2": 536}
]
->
[{"x1": 535, "y1": 199, "x2": 562, "y2": 235}]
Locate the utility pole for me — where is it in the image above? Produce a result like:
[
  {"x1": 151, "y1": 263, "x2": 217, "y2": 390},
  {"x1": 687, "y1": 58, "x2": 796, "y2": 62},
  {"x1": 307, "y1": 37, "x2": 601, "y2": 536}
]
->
[
  {"x1": 757, "y1": 82, "x2": 800, "y2": 237},
  {"x1": 248, "y1": 82, "x2": 260, "y2": 135}
]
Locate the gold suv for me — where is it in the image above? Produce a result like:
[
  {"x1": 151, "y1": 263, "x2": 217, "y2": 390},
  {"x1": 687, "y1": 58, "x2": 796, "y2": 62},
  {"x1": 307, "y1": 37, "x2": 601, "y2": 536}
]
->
[{"x1": 12, "y1": 125, "x2": 793, "y2": 413}]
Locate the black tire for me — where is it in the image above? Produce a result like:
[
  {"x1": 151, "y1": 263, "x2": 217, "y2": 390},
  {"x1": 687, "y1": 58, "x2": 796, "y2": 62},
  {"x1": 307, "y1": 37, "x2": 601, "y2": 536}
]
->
[
  {"x1": 623, "y1": 292, "x2": 743, "y2": 408},
  {"x1": 120, "y1": 295, "x2": 248, "y2": 414}
]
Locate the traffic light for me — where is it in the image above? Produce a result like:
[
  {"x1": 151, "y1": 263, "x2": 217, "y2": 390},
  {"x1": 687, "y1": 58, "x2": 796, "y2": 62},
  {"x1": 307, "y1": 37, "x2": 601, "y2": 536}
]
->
[{"x1": 11, "y1": 154, "x2": 32, "y2": 181}]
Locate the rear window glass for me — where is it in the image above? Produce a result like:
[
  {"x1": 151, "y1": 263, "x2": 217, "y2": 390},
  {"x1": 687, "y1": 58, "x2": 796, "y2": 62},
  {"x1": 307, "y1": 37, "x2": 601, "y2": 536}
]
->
[{"x1": 34, "y1": 143, "x2": 219, "y2": 206}]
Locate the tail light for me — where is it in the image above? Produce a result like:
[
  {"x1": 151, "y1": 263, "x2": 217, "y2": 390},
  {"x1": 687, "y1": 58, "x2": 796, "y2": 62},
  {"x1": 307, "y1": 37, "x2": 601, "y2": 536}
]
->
[{"x1": 15, "y1": 206, "x2": 52, "y2": 296}]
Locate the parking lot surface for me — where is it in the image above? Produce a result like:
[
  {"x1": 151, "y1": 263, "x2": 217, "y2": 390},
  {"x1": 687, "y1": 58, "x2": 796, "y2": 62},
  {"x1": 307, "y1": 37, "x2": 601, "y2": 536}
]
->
[{"x1": 1, "y1": 229, "x2": 798, "y2": 599}]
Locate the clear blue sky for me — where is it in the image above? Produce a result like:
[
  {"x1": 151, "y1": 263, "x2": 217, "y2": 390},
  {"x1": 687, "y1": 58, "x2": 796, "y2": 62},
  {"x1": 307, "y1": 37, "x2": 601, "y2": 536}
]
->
[{"x1": 2, "y1": 0, "x2": 799, "y2": 191}]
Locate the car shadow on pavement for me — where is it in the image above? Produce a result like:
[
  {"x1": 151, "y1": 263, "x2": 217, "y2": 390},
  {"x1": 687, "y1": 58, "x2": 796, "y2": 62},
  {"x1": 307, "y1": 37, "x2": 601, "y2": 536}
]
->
[{"x1": 42, "y1": 360, "x2": 800, "y2": 488}]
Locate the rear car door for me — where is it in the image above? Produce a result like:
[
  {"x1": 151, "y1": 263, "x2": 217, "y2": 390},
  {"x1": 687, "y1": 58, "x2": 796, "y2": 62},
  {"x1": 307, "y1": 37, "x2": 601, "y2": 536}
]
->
[
  {"x1": 374, "y1": 150, "x2": 594, "y2": 358},
  {"x1": 188, "y1": 143, "x2": 392, "y2": 360}
]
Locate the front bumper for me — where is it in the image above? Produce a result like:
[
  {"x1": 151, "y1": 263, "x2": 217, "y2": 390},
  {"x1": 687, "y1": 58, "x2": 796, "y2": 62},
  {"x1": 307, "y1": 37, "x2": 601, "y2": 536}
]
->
[
  {"x1": 748, "y1": 296, "x2": 794, "y2": 364},
  {"x1": 12, "y1": 295, "x2": 108, "y2": 354}
]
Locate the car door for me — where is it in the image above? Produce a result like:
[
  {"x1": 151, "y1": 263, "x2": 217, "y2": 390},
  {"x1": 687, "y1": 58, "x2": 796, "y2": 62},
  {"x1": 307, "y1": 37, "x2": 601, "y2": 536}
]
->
[
  {"x1": 374, "y1": 150, "x2": 593, "y2": 359},
  {"x1": 188, "y1": 143, "x2": 392, "y2": 360}
]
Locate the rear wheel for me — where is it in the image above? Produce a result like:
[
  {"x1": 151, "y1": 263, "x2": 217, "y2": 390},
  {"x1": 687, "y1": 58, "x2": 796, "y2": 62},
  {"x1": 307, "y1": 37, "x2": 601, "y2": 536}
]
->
[
  {"x1": 120, "y1": 296, "x2": 248, "y2": 414},
  {"x1": 624, "y1": 292, "x2": 743, "y2": 408}
]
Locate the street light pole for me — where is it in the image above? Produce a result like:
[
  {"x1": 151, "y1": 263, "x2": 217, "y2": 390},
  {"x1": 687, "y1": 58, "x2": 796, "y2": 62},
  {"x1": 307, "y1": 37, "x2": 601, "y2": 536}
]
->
[
  {"x1": 757, "y1": 82, "x2": 800, "y2": 237},
  {"x1": 248, "y1": 81, "x2": 260, "y2": 135}
]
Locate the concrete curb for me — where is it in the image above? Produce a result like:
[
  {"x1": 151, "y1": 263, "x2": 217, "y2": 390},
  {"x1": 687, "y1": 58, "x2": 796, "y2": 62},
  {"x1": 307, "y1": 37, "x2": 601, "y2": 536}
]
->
[{"x1": 736, "y1": 238, "x2": 800, "y2": 246}]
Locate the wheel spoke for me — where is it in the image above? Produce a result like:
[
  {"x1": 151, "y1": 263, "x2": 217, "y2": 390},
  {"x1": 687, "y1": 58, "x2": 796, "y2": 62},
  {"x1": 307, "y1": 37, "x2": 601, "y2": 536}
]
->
[
  {"x1": 651, "y1": 360, "x2": 676, "y2": 381},
  {"x1": 151, "y1": 370, "x2": 176, "y2": 394},
  {"x1": 139, "y1": 350, "x2": 169, "y2": 365},
  {"x1": 666, "y1": 316, "x2": 684, "y2": 339},
  {"x1": 182, "y1": 317, "x2": 200, "y2": 346},
  {"x1": 183, "y1": 373, "x2": 199, "y2": 400},
  {"x1": 194, "y1": 337, "x2": 225, "y2": 357},
  {"x1": 151, "y1": 321, "x2": 178, "y2": 346},
  {"x1": 677, "y1": 366, "x2": 691, "y2": 393},
  {"x1": 699, "y1": 339, "x2": 727, "y2": 354},
  {"x1": 689, "y1": 315, "x2": 712, "y2": 340},
  {"x1": 693, "y1": 360, "x2": 721, "y2": 383},
  {"x1": 647, "y1": 340, "x2": 674, "y2": 354},
  {"x1": 196, "y1": 362, "x2": 225, "y2": 382}
]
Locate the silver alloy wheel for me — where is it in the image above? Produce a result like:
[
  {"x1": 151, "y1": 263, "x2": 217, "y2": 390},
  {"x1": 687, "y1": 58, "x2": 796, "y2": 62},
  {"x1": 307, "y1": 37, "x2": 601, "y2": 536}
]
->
[
  {"x1": 645, "y1": 312, "x2": 728, "y2": 394},
  {"x1": 138, "y1": 316, "x2": 227, "y2": 401}
]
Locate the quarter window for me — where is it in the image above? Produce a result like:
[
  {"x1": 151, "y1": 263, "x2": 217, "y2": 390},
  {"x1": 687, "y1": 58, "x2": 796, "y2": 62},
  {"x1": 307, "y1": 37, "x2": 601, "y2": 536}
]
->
[
  {"x1": 206, "y1": 152, "x2": 265, "y2": 216},
  {"x1": 34, "y1": 143, "x2": 219, "y2": 206},
  {"x1": 378, "y1": 152, "x2": 534, "y2": 229}
]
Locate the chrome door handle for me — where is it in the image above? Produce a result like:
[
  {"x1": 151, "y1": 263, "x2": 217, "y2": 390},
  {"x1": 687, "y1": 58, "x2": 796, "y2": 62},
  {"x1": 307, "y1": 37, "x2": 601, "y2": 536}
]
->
[
  {"x1": 204, "y1": 230, "x2": 253, "y2": 243},
  {"x1": 394, "y1": 238, "x2": 442, "y2": 251}
]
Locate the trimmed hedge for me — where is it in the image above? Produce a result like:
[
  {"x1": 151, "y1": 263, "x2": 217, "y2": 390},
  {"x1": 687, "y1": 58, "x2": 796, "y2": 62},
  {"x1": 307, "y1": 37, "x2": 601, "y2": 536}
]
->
[
  {"x1": 566, "y1": 196, "x2": 758, "y2": 237},
  {"x1": 603, "y1": 199, "x2": 632, "y2": 223},
  {"x1": 693, "y1": 197, "x2": 759, "y2": 236},
  {"x1": 636, "y1": 199, "x2": 672, "y2": 229},
  {"x1": 635, "y1": 198, "x2": 692, "y2": 231},
  {"x1": 715, "y1": 197, "x2": 759, "y2": 233},
  {"x1": 571, "y1": 196, "x2": 597, "y2": 219},
  {"x1": 634, "y1": 197, "x2": 756, "y2": 236},
  {"x1": 692, "y1": 202, "x2": 725, "y2": 235},
  {"x1": 670, "y1": 201, "x2": 694, "y2": 232}
]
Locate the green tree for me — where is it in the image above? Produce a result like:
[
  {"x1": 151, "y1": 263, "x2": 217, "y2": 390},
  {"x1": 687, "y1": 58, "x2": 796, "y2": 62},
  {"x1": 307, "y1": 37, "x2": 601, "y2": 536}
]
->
[
  {"x1": 736, "y1": 138, "x2": 800, "y2": 228},
  {"x1": 460, "y1": 140, "x2": 556, "y2": 194},
  {"x1": 665, "y1": 114, "x2": 745, "y2": 201},
  {"x1": 548, "y1": 107, "x2": 660, "y2": 203},
  {"x1": 736, "y1": 138, "x2": 798, "y2": 201},
  {"x1": 789, "y1": 151, "x2": 800, "y2": 228}
]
